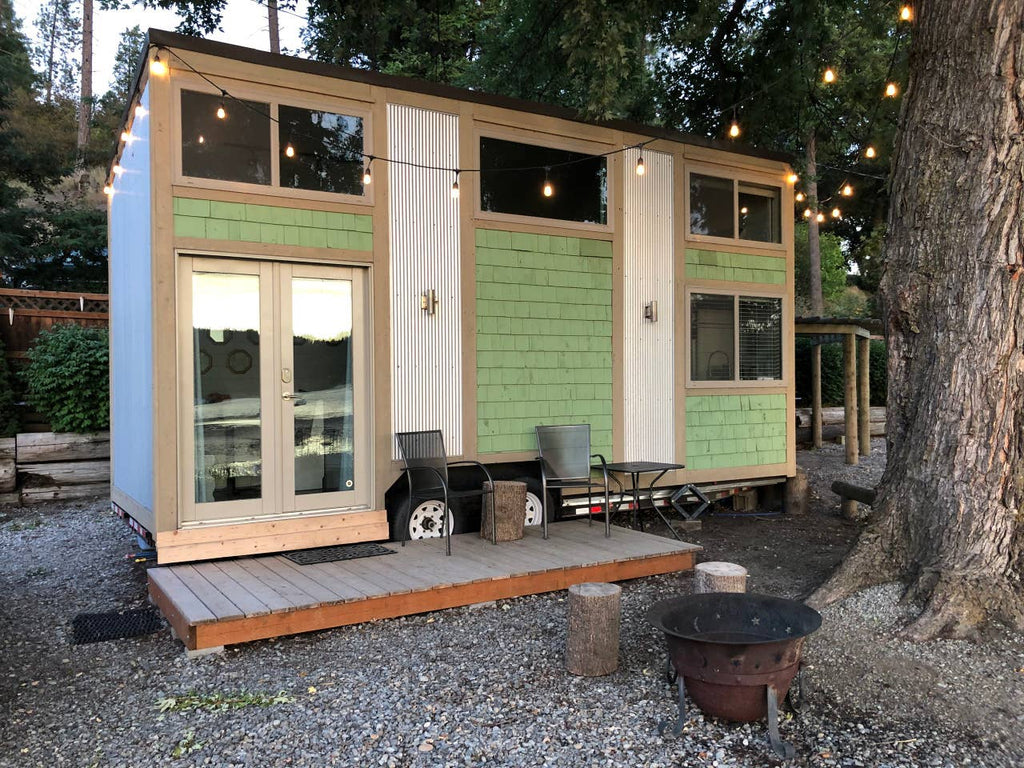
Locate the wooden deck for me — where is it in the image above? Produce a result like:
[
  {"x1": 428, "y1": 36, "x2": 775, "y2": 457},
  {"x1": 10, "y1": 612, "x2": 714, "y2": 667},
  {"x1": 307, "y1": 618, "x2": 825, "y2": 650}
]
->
[{"x1": 148, "y1": 520, "x2": 700, "y2": 651}]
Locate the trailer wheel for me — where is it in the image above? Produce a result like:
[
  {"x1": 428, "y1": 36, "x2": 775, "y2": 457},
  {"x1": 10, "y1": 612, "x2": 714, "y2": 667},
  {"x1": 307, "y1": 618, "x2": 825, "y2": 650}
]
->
[
  {"x1": 524, "y1": 491, "x2": 543, "y2": 526},
  {"x1": 407, "y1": 500, "x2": 455, "y2": 540}
]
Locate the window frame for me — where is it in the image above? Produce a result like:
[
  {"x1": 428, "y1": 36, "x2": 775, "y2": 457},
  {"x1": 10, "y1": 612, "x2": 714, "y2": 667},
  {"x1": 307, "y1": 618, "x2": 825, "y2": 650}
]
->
[
  {"x1": 685, "y1": 163, "x2": 787, "y2": 251},
  {"x1": 685, "y1": 286, "x2": 787, "y2": 388},
  {"x1": 473, "y1": 124, "x2": 615, "y2": 233},
  {"x1": 172, "y1": 77, "x2": 375, "y2": 207}
]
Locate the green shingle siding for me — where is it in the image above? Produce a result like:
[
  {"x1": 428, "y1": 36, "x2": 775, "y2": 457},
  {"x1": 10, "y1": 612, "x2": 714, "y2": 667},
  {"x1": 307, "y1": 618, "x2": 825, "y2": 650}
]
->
[
  {"x1": 685, "y1": 394, "x2": 787, "y2": 469},
  {"x1": 476, "y1": 228, "x2": 613, "y2": 456},
  {"x1": 685, "y1": 248, "x2": 786, "y2": 284},
  {"x1": 172, "y1": 198, "x2": 373, "y2": 250}
]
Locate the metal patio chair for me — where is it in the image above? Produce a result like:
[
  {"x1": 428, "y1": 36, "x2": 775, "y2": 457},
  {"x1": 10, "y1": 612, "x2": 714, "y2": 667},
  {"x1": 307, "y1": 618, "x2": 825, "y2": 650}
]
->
[
  {"x1": 535, "y1": 424, "x2": 611, "y2": 540},
  {"x1": 394, "y1": 430, "x2": 497, "y2": 556}
]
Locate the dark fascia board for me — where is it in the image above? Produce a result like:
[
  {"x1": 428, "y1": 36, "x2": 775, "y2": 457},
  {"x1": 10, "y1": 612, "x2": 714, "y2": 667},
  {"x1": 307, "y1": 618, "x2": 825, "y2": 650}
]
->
[{"x1": 144, "y1": 28, "x2": 792, "y2": 166}]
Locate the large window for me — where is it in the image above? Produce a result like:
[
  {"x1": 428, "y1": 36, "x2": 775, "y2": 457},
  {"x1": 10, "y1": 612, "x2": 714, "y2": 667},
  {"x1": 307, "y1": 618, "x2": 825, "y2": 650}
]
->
[
  {"x1": 179, "y1": 89, "x2": 366, "y2": 197},
  {"x1": 479, "y1": 136, "x2": 607, "y2": 224},
  {"x1": 690, "y1": 292, "x2": 782, "y2": 382},
  {"x1": 181, "y1": 90, "x2": 271, "y2": 185},
  {"x1": 689, "y1": 172, "x2": 782, "y2": 244}
]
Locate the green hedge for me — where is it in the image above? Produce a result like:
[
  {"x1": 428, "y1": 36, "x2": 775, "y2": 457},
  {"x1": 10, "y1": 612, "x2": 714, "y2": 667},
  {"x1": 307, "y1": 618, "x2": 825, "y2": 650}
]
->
[
  {"x1": 795, "y1": 337, "x2": 887, "y2": 407},
  {"x1": 23, "y1": 324, "x2": 109, "y2": 433}
]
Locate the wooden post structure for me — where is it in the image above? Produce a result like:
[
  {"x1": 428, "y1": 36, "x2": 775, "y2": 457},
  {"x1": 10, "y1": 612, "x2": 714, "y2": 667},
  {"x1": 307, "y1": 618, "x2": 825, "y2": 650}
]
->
[
  {"x1": 843, "y1": 333, "x2": 859, "y2": 465},
  {"x1": 565, "y1": 582, "x2": 621, "y2": 676},
  {"x1": 811, "y1": 345, "x2": 823, "y2": 448},
  {"x1": 693, "y1": 561, "x2": 748, "y2": 593},
  {"x1": 857, "y1": 337, "x2": 871, "y2": 456}
]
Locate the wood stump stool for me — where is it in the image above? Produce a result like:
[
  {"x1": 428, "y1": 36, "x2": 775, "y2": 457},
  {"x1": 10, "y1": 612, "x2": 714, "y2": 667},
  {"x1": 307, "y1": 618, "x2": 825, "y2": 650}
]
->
[
  {"x1": 480, "y1": 480, "x2": 527, "y2": 542},
  {"x1": 565, "y1": 582, "x2": 621, "y2": 676},
  {"x1": 693, "y1": 561, "x2": 748, "y2": 594}
]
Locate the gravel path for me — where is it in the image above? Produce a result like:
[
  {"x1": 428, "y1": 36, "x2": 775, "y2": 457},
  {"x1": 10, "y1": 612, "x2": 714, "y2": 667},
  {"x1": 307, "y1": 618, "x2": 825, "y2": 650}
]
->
[{"x1": 1, "y1": 445, "x2": 1022, "y2": 767}]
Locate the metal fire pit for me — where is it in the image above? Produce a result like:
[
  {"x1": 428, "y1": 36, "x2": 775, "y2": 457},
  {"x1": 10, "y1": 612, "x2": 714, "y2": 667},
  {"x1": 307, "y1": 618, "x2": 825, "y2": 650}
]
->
[{"x1": 647, "y1": 592, "x2": 822, "y2": 759}]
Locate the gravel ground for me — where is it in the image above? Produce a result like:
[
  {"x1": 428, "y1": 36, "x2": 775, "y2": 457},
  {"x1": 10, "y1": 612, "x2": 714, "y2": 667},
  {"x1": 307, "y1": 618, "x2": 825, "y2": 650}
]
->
[{"x1": 1, "y1": 440, "x2": 1022, "y2": 767}]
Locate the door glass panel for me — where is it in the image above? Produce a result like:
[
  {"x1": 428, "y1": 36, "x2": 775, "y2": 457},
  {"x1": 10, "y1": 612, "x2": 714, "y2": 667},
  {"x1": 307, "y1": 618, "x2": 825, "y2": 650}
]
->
[
  {"x1": 291, "y1": 277, "x2": 354, "y2": 495},
  {"x1": 192, "y1": 272, "x2": 262, "y2": 503}
]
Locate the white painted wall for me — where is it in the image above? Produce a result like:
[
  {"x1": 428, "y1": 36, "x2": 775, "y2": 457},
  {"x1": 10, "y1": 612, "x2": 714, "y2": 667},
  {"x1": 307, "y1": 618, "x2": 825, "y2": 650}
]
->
[
  {"x1": 387, "y1": 104, "x2": 463, "y2": 456},
  {"x1": 622, "y1": 146, "x2": 675, "y2": 462}
]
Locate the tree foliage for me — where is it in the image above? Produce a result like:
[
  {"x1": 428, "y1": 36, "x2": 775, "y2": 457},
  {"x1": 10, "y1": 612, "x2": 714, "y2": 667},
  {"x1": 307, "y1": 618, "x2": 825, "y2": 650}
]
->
[{"x1": 23, "y1": 324, "x2": 109, "y2": 433}]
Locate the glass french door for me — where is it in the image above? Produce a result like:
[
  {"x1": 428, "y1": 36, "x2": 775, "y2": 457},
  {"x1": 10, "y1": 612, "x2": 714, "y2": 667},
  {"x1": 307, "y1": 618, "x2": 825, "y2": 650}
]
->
[{"x1": 178, "y1": 256, "x2": 369, "y2": 524}]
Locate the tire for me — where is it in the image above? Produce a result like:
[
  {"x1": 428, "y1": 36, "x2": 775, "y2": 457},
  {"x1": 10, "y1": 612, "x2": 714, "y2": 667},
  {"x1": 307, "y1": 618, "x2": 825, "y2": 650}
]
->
[{"x1": 406, "y1": 500, "x2": 455, "y2": 540}]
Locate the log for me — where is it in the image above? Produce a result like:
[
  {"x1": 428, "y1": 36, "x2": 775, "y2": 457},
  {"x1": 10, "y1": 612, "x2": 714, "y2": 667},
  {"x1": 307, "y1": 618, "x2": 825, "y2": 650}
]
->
[
  {"x1": 694, "y1": 561, "x2": 748, "y2": 594},
  {"x1": 0, "y1": 459, "x2": 14, "y2": 493},
  {"x1": 16, "y1": 431, "x2": 110, "y2": 463},
  {"x1": 796, "y1": 407, "x2": 886, "y2": 427},
  {"x1": 795, "y1": 422, "x2": 885, "y2": 445},
  {"x1": 20, "y1": 484, "x2": 109, "y2": 503},
  {"x1": 0, "y1": 438, "x2": 14, "y2": 461},
  {"x1": 565, "y1": 582, "x2": 621, "y2": 676},
  {"x1": 19, "y1": 460, "x2": 111, "y2": 486},
  {"x1": 480, "y1": 480, "x2": 526, "y2": 542},
  {"x1": 785, "y1": 467, "x2": 809, "y2": 516},
  {"x1": 830, "y1": 480, "x2": 877, "y2": 505}
]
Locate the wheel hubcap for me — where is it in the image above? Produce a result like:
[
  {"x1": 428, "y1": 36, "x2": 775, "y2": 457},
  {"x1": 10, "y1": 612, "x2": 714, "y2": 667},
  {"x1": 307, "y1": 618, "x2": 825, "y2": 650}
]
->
[
  {"x1": 524, "y1": 491, "x2": 543, "y2": 526},
  {"x1": 408, "y1": 500, "x2": 454, "y2": 539}
]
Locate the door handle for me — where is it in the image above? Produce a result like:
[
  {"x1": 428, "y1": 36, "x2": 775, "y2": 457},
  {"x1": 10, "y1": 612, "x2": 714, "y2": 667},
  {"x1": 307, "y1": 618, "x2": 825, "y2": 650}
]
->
[{"x1": 282, "y1": 392, "x2": 307, "y2": 405}]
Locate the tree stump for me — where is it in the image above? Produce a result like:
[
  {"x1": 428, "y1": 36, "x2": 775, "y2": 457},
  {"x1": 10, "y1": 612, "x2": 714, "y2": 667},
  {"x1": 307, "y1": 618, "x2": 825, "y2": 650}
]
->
[
  {"x1": 480, "y1": 480, "x2": 526, "y2": 542},
  {"x1": 565, "y1": 582, "x2": 620, "y2": 676},
  {"x1": 785, "y1": 467, "x2": 809, "y2": 516},
  {"x1": 694, "y1": 561, "x2": 748, "y2": 594}
]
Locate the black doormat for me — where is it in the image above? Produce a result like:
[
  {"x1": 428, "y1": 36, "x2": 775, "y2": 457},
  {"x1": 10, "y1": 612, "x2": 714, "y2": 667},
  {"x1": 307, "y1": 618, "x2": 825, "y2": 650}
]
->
[
  {"x1": 282, "y1": 542, "x2": 396, "y2": 565},
  {"x1": 71, "y1": 608, "x2": 164, "y2": 645}
]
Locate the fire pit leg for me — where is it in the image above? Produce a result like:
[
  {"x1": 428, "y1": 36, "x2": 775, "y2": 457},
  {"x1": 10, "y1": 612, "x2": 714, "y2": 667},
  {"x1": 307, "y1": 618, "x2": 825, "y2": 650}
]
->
[
  {"x1": 785, "y1": 667, "x2": 804, "y2": 714},
  {"x1": 657, "y1": 676, "x2": 687, "y2": 737},
  {"x1": 766, "y1": 684, "x2": 795, "y2": 760}
]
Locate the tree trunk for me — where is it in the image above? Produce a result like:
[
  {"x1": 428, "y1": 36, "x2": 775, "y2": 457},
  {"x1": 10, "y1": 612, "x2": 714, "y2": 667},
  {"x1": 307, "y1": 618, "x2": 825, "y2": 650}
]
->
[
  {"x1": 77, "y1": 0, "x2": 93, "y2": 154},
  {"x1": 44, "y1": 1, "x2": 58, "y2": 104},
  {"x1": 810, "y1": 0, "x2": 1024, "y2": 641},
  {"x1": 806, "y1": 130, "x2": 823, "y2": 315},
  {"x1": 268, "y1": 0, "x2": 280, "y2": 54}
]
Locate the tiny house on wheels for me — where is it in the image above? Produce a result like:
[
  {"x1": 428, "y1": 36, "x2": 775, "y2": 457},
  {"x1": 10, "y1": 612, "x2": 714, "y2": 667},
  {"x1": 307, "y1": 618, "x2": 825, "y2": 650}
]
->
[{"x1": 108, "y1": 30, "x2": 796, "y2": 566}]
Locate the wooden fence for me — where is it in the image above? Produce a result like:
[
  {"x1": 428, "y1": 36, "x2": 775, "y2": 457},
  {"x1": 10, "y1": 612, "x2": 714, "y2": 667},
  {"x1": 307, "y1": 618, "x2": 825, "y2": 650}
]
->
[{"x1": 0, "y1": 288, "x2": 109, "y2": 366}]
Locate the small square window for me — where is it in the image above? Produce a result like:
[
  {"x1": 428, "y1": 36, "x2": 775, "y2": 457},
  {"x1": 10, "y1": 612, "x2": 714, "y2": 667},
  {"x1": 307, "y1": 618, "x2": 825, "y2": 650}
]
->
[
  {"x1": 739, "y1": 183, "x2": 781, "y2": 243},
  {"x1": 689, "y1": 173, "x2": 734, "y2": 238},
  {"x1": 279, "y1": 106, "x2": 364, "y2": 195},
  {"x1": 690, "y1": 292, "x2": 783, "y2": 382},
  {"x1": 690, "y1": 293, "x2": 735, "y2": 381},
  {"x1": 181, "y1": 90, "x2": 271, "y2": 185}
]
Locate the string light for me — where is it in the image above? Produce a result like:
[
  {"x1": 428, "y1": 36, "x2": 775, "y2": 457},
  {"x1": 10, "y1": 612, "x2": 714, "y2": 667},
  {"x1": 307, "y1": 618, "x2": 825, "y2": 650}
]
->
[
  {"x1": 542, "y1": 167, "x2": 554, "y2": 197},
  {"x1": 103, "y1": 185, "x2": 113, "y2": 196},
  {"x1": 635, "y1": 152, "x2": 646, "y2": 176},
  {"x1": 865, "y1": 146, "x2": 877, "y2": 158},
  {"x1": 451, "y1": 171, "x2": 460, "y2": 199},
  {"x1": 112, "y1": 164, "x2": 124, "y2": 176},
  {"x1": 899, "y1": 5, "x2": 913, "y2": 21},
  {"x1": 823, "y1": 68, "x2": 836, "y2": 84},
  {"x1": 816, "y1": 212, "x2": 826, "y2": 223},
  {"x1": 197, "y1": 134, "x2": 205, "y2": 144},
  {"x1": 786, "y1": 172, "x2": 799, "y2": 184},
  {"x1": 841, "y1": 183, "x2": 853, "y2": 196},
  {"x1": 362, "y1": 156, "x2": 373, "y2": 186},
  {"x1": 795, "y1": 192, "x2": 806, "y2": 202},
  {"x1": 120, "y1": 130, "x2": 131, "y2": 143},
  {"x1": 803, "y1": 208, "x2": 812, "y2": 218},
  {"x1": 284, "y1": 143, "x2": 295, "y2": 158},
  {"x1": 149, "y1": 54, "x2": 167, "y2": 76},
  {"x1": 740, "y1": 206, "x2": 749, "y2": 215},
  {"x1": 134, "y1": 104, "x2": 147, "y2": 118},
  {"x1": 885, "y1": 83, "x2": 899, "y2": 97},
  {"x1": 216, "y1": 91, "x2": 227, "y2": 119}
]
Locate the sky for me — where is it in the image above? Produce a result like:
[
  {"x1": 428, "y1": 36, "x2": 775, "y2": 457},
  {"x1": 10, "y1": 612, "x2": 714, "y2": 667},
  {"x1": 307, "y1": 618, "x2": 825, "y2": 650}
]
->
[{"x1": 12, "y1": 0, "x2": 310, "y2": 97}]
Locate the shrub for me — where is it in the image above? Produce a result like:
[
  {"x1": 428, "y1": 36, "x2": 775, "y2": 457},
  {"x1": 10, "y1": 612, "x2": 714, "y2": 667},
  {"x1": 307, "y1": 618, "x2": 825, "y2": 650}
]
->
[
  {"x1": 0, "y1": 335, "x2": 18, "y2": 437},
  {"x1": 795, "y1": 337, "x2": 887, "y2": 408},
  {"x1": 23, "y1": 324, "x2": 109, "y2": 433}
]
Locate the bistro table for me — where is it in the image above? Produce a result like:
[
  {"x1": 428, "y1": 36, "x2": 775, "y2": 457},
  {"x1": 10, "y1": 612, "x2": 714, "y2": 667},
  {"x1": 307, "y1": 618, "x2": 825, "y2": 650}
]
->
[{"x1": 604, "y1": 461, "x2": 711, "y2": 541}]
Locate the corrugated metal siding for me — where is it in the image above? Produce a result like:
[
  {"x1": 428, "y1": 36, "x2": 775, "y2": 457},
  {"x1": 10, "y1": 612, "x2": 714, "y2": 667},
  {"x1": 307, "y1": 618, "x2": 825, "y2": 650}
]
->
[
  {"x1": 110, "y1": 85, "x2": 154, "y2": 511},
  {"x1": 622, "y1": 147, "x2": 674, "y2": 461},
  {"x1": 387, "y1": 104, "x2": 463, "y2": 456}
]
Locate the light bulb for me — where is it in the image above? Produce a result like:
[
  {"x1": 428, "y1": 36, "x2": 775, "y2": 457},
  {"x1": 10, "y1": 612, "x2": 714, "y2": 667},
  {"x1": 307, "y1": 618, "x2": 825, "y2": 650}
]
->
[
  {"x1": 134, "y1": 104, "x2": 147, "y2": 118},
  {"x1": 900, "y1": 5, "x2": 913, "y2": 21},
  {"x1": 740, "y1": 206, "x2": 749, "y2": 215},
  {"x1": 103, "y1": 185, "x2": 113, "y2": 196},
  {"x1": 816, "y1": 212, "x2": 826, "y2": 223},
  {"x1": 885, "y1": 83, "x2": 899, "y2": 97},
  {"x1": 362, "y1": 167, "x2": 372, "y2": 185},
  {"x1": 543, "y1": 180, "x2": 554, "y2": 197},
  {"x1": 120, "y1": 130, "x2": 131, "y2": 143},
  {"x1": 831, "y1": 207, "x2": 841, "y2": 218},
  {"x1": 786, "y1": 172, "x2": 799, "y2": 184},
  {"x1": 803, "y1": 208, "x2": 811, "y2": 218},
  {"x1": 451, "y1": 172, "x2": 460, "y2": 199},
  {"x1": 635, "y1": 155, "x2": 646, "y2": 176},
  {"x1": 841, "y1": 184, "x2": 853, "y2": 196},
  {"x1": 149, "y1": 55, "x2": 167, "y2": 76},
  {"x1": 197, "y1": 134, "x2": 205, "y2": 144},
  {"x1": 216, "y1": 103, "x2": 226, "y2": 119},
  {"x1": 796, "y1": 192, "x2": 806, "y2": 202},
  {"x1": 728, "y1": 121, "x2": 740, "y2": 138},
  {"x1": 865, "y1": 146, "x2": 876, "y2": 158},
  {"x1": 823, "y1": 68, "x2": 836, "y2": 84},
  {"x1": 284, "y1": 143, "x2": 295, "y2": 158},
  {"x1": 112, "y1": 164, "x2": 124, "y2": 176}
]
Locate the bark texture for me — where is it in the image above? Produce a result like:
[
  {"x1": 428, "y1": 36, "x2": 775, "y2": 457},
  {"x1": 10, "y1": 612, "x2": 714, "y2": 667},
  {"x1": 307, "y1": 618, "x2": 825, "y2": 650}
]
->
[
  {"x1": 806, "y1": 131, "x2": 824, "y2": 315},
  {"x1": 810, "y1": 0, "x2": 1024, "y2": 640},
  {"x1": 565, "y1": 582, "x2": 620, "y2": 676}
]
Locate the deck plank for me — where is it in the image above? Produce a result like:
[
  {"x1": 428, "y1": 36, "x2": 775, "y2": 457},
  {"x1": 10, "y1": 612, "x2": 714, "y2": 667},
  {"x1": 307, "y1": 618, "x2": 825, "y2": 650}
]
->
[
  {"x1": 242, "y1": 558, "x2": 323, "y2": 607},
  {"x1": 214, "y1": 559, "x2": 298, "y2": 613},
  {"x1": 172, "y1": 565, "x2": 245, "y2": 620},
  {"x1": 148, "y1": 567, "x2": 216, "y2": 624},
  {"x1": 262, "y1": 557, "x2": 349, "y2": 605},
  {"x1": 193, "y1": 562, "x2": 272, "y2": 618}
]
